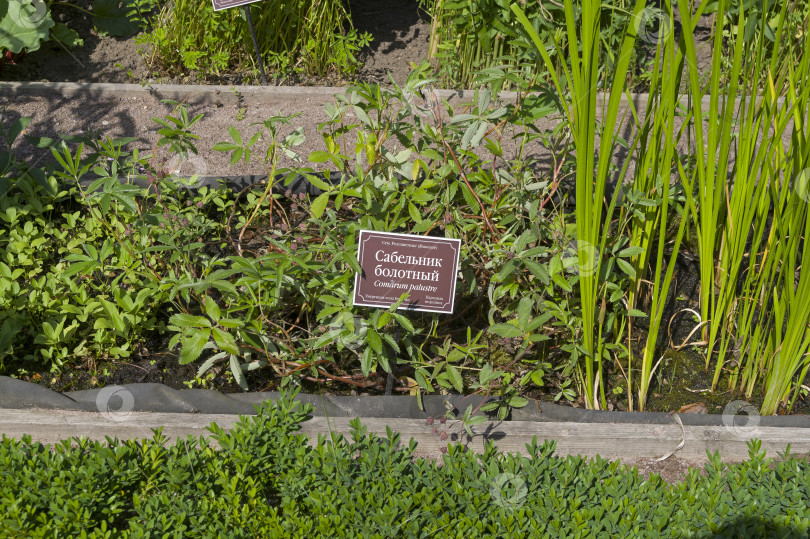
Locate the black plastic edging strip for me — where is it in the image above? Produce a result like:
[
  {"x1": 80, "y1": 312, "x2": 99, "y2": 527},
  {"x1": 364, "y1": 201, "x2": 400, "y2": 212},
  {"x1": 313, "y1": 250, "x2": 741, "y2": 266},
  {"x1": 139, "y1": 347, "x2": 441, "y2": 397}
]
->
[
  {"x1": 2, "y1": 376, "x2": 809, "y2": 428},
  {"x1": 70, "y1": 170, "x2": 580, "y2": 209}
]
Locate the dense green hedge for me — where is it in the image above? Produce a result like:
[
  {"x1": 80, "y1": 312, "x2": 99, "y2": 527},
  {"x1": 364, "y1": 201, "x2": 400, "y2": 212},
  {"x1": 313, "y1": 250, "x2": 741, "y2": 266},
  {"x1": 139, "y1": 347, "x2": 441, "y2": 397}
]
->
[{"x1": 2, "y1": 391, "x2": 810, "y2": 537}]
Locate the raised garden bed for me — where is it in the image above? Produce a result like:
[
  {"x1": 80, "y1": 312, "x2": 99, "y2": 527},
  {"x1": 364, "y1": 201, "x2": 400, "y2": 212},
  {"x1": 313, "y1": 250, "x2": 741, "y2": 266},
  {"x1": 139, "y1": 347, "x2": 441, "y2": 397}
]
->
[
  {"x1": 1, "y1": 0, "x2": 810, "y2": 442},
  {"x1": 4, "y1": 2, "x2": 810, "y2": 533}
]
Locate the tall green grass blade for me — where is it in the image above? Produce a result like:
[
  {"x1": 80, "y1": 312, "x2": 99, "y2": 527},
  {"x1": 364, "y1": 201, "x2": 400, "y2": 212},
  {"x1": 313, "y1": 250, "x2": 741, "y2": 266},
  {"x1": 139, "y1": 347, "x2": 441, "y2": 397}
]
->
[
  {"x1": 623, "y1": 2, "x2": 690, "y2": 411},
  {"x1": 513, "y1": 0, "x2": 647, "y2": 409}
]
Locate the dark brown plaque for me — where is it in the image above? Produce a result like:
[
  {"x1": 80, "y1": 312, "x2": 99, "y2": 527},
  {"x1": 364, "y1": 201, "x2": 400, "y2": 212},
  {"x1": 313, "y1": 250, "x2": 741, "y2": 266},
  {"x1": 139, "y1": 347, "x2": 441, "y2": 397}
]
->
[
  {"x1": 211, "y1": 0, "x2": 260, "y2": 11},
  {"x1": 353, "y1": 230, "x2": 461, "y2": 314}
]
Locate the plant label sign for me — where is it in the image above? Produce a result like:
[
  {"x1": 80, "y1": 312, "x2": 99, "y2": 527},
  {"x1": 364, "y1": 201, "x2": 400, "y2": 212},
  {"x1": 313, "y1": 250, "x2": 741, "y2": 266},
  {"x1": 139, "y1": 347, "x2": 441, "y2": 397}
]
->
[
  {"x1": 353, "y1": 230, "x2": 461, "y2": 314},
  {"x1": 211, "y1": 0, "x2": 260, "y2": 10}
]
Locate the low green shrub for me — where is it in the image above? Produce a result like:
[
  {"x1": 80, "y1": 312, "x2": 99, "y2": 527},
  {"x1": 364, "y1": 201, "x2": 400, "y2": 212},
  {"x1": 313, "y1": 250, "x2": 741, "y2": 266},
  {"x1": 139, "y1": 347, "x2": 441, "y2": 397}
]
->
[
  {"x1": 0, "y1": 104, "x2": 235, "y2": 371},
  {"x1": 2, "y1": 390, "x2": 810, "y2": 537}
]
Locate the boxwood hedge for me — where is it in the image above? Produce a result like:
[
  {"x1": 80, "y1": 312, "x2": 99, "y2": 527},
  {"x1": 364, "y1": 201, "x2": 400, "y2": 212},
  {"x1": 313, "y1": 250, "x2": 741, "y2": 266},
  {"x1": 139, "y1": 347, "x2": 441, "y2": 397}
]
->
[{"x1": 2, "y1": 391, "x2": 810, "y2": 537}]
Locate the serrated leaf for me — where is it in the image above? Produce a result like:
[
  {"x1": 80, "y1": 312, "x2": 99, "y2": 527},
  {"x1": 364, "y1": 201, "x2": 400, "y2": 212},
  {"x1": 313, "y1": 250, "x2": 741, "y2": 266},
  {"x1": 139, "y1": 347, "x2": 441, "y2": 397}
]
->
[
  {"x1": 548, "y1": 253, "x2": 562, "y2": 277},
  {"x1": 377, "y1": 311, "x2": 391, "y2": 329},
  {"x1": 169, "y1": 313, "x2": 211, "y2": 328},
  {"x1": 479, "y1": 364, "x2": 503, "y2": 385},
  {"x1": 361, "y1": 347, "x2": 374, "y2": 376},
  {"x1": 308, "y1": 150, "x2": 332, "y2": 163},
  {"x1": 445, "y1": 364, "x2": 463, "y2": 393},
  {"x1": 62, "y1": 261, "x2": 96, "y2": 278},
  {"x1": 414, "y1": 368, "x2": 433, "y2": 391},
  {"x1": 179, "y1": 330, "x2": 210, "y2": 365},
  {"x1": 391, "y1": 313, "x2": 415, "y2": 333},
  {"x1": 616, "y1": 258, "x2": 636, "y2": 278},
  {"x1": 552, "y1": 273, "x2": 572, "y2": 292},
  {"x1": 314, "y1": 328, "x2": 342, "y2": 348},
  {"x1": 230, "y1": 354, "x2": 247, "y2": 390},
  {"x1": 197, "y1": 352, "x2": 227, "y2": 378},
  {"x1": 517, "y1": 297, "x2": 533, "y2": 330},
  {"x1": 218, "y1": 318, "x2": 243, "y2": 329},
  {"x1": 381, "y1": 332, "x2": 400, "y2": 354},
  {"x1": 99, "y1": 296, "x2": 126, "y2": 334},
  {"x1": 211, "y1": 280, "x2": 237, "y2": 295},
  {"x1": 212, "y1": 142, "x2": 240, "y2": 152},
  {"x1": 204, "y1": 296, "x2": 221, "y2": 322},
  {"x1": 618, "y1": 246, "x2": 646, "y2": 257},
  {"x1": 366, "y1": 328, "x2": 382, "y2": 354},
  {"x1": 522, "y1": 259, "x2": 550, "y2": 285},
  {"x1": 509, "y1": 397, "x2": 529, "y2": 408},
  {"x1": 411, "y1": 220, "x2": 433, "y2": 233},
  {"x1": 227, "y1": 126, "x2": 242, "y2": 146},
  {"x1": 464, "y1": 414, "x2": 487, "y2": 428},
  {"x1": 301, "y1": 173, "x2": 332, "y2": 191},
  {"x1": 212, "y1": 327, "x2": 239, "y2": 355},
  {"x1": 309, "y1": 192, "x2": 329, "y2": 219},
  {"x1": 50, "y1": 22, "x2": 82, "y2": 48},
  {"x1": 407, "y1": 202, "x2": 422, "y2": 223},
  {"x1": 450, "y1": 113, "x2": 478, "y2": 124},
  {"x1": 488, "y1": 323, "x2": 522, "y2": 338}
]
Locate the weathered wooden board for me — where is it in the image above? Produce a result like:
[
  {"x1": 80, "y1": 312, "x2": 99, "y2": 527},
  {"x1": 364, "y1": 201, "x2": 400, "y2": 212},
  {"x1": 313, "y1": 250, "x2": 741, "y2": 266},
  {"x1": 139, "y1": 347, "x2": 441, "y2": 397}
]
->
[{"x1": 2, "y1": 408, "x2": 809, "y2": 463}]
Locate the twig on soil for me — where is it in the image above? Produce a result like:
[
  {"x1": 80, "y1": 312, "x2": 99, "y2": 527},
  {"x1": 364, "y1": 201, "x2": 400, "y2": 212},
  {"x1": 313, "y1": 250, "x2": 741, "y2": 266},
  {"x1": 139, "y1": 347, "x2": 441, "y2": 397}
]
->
[
  {"x1": 684, "y1": 387, "x2": 711, "y2": 393},
  {"x1": 668, "y1": 308, "x2": 709, "y2": 350},
  {"x1": 109, "y1": 361, "x2": 150, "y2": 374}
]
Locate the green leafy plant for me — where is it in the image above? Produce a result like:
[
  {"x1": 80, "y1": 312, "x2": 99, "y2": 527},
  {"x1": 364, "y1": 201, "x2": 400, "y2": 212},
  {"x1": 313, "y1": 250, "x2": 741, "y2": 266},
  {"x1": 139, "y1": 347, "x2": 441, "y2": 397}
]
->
[
  {"x1": 717, "y1": 0, "x2": 808, "y2": 91},
  {"x1": 139, "y1": 0, "x2": 371, "y2": 80},
  {"x1": 0, "y1": 0, "x2": 150, "y2": 56},
  {"x1": 419, "y1": 0, "x2": 650, "y2": 91}
]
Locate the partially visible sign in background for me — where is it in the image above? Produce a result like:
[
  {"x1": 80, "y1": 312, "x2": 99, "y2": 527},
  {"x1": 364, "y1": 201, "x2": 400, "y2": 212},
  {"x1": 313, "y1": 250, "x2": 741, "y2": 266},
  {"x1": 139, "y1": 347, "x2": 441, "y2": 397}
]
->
[
  {"x1": 353, "y1": 230, "x2": 461, "y2": 314},
  {"x1": 211, "y1": 0, "x2": 260, "y2": 10},
  {"x1": 210, "y1": 0, "x2": 267, "y2": 84}
]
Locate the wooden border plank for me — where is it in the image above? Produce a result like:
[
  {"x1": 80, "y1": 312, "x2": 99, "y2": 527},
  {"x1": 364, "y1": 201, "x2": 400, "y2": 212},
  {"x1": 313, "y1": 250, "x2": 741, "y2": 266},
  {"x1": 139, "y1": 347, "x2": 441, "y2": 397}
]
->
[{"x1": 3, "y1": 409, "x2": 809, "y2": 462}]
